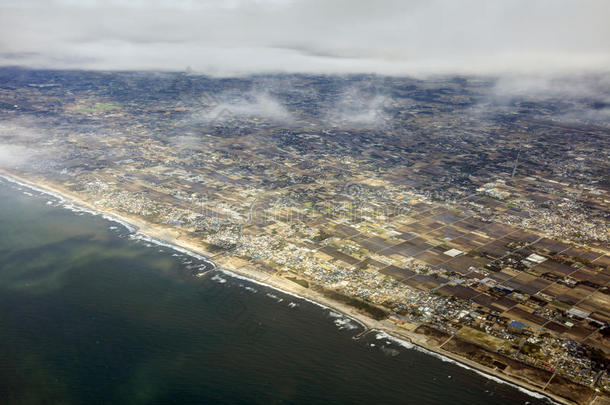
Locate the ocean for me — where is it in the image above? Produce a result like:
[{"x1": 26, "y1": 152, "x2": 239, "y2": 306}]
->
[{"x1": 0, "y1": 177, "x2": 553, "y2": 404}]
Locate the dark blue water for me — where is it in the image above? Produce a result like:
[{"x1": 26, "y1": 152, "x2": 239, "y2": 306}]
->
[{"x1": 0, "y1": 178, "x2": 552, "y2": 404}]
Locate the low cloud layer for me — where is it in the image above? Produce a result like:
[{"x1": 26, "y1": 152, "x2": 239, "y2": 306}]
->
[{"x1": 0, "y1": 0, "x2": 609, "y2": 76}]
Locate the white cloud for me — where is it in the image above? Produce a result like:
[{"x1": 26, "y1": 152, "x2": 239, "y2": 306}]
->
[
  {"x1": 185, "y1": 90, "x2": 293, "y2": 124},
  {"x1": 490, "y1": 74, "x2": 610, "y2": 101},
  {"x1": 0, "y1": 0, "x2": 609, "y2": 75},
  {"x1": 327, "y1": 85, "x2": 390, "y2": 126},
  {"x1": 0, "y1": 118, "x2": 48, "y2": 167},
  {"x1": 0, "y1": 144, "x2": 36, "y2": 167}
]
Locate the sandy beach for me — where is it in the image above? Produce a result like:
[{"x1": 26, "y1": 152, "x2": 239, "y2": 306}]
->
[{"x1": 1, "y1": 169, "x2": 603, "y2": 405}]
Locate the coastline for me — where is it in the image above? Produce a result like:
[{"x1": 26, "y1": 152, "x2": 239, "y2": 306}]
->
[{"x1": 0, "y1": 170, "x2": 593, "y2": 405}]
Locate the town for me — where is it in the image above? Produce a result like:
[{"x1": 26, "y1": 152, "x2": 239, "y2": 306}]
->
[{"x1": 1, "y1": 67, "x2": 608, "y2": 403}]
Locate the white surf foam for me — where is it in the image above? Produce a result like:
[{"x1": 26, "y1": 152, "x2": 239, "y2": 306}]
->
[
  {"x1": 211, "y1": 274, "x2": 227, "y2": 284},
  {"x1": 373, "y1": 331, "x2": 557, "y2": 403},
  {"x1": 219, "y1": 269, "x2": 367, "y2": 329},
  {"x1": 333, "y1": 317, "x2": 359, "y2": 331},
  {"x1": 0, "y1": 174, "x2": 138, "y2": 233},
  {"x1": 128, "y1": 234, "x2": 215, "y2": 269},
  {"x1": 265, "y1": 293, "x2": 283, "y2": 303}
]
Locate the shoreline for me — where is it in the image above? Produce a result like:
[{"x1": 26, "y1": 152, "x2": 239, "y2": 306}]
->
[{"x1": 0, "y1": 170, "x2": 589, "y2": 405}]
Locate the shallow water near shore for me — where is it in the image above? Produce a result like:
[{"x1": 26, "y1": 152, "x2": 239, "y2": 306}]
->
[{"x1": 0, "y1": 178, "x2": 553, "y2": 404}]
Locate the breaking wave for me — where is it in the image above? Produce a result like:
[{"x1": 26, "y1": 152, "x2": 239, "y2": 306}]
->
[
  {"x1": 373, "y1": 331, "x2": 557, "y2": 403},
  {"x1": 0, "y1": 174, "x2": 137, "y2": 233}
]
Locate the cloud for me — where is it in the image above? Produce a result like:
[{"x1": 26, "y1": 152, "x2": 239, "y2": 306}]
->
[
  {"x1": 465, "y1": 73, "x2": 610, "y2": 130},
  {"x1": 0, "y1": 0, "x2": 608, "y2": 75},
  {"x1": 0, "y1": 144, "x2": 36, "y2": 167},
  {"x1": 326, "y1": 84, "x2": 390, "y2": 126},
  {"x1": 490, "y1": 74, "x2": 610, "y2": 101},
  {"x1": 0, "y1": 118, "x2": 47, "y2": 168},
  {"x1": 185, "y1": 90, "x2": 293, "y2": 124}
]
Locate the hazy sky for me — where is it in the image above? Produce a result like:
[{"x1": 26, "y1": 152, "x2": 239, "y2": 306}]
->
[{"x1": 0, "y1": 0, "x2": 609, "y2": 76}]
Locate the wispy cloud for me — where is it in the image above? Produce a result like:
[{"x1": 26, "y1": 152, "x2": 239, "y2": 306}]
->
[
  {"x1": 0, "y1": 144, "x2": 36, "y2": 167},
  {"x1": 0, "y1": 118, "x2": 48, "y2": 168},
  {"x1": 184, "y1": 90, "x2": 293, "y2": 124},
  {"x1": 326, "y1": 84, "x2": 390, "y2": 126},
  {"x1": 466, "y1": 73, "x2": 610, "y2": 130}
]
